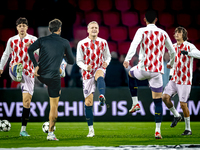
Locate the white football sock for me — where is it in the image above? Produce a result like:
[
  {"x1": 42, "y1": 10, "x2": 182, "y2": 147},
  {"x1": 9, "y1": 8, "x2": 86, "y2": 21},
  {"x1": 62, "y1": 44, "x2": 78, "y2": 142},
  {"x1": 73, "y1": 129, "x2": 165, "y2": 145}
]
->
[
  {"x1": 89, "y1": 125, "x2": 94, "y2": 131},
  {"x1": 184, "y1": 117, "x2": 191, "y2": 131},
  {"x1": 169, "y1": 106, "x2": 180, "y2": 117},
  {"x1": 48, "y1": 131, "x2": 54, "y2": 135},
  {"x1": 21, "y1": 126, "x2": 26, "y2": 132},
  {"x1": 132, "y1": 96, "x2": 138, "y2": 106},
  {"x1": 155, "y1": 123, "x2": 161, "y2": 133}
]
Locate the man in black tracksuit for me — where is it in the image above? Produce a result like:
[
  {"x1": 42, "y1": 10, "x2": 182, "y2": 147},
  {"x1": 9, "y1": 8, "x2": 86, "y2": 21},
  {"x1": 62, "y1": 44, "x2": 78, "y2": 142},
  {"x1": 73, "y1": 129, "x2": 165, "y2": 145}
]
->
[{"x1": 28, "y1": 19, "x2": 74, "y2": 141}]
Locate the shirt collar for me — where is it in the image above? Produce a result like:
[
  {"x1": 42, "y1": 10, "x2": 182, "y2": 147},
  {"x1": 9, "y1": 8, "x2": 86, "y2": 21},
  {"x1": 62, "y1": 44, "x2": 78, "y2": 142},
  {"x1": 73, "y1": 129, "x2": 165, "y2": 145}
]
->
[{"x1": 147, "y1": 24, "x2": 157, "y2": 28}]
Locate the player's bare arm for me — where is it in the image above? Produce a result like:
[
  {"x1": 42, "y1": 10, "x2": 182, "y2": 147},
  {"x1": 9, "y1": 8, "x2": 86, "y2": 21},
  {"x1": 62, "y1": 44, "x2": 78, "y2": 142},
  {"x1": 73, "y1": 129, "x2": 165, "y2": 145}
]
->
[
  {"x1": 102, "y1": 62, "x2": 108, "y2": 68},
  {"x1": 123, "y1": 61, "x2": 129, "y2": 68},
  {"x1": 25, "y1": 42, "x2": 32, "y2": 48},
  {"x1": 87, "y1": 65, "x2": 92, "y2": 71},
  {"x1": 167, "y1": 64, "x2": 172, "y2": 69},
  {"x1": 0, "y1": 70, "x2": 3, "y2": 77}
]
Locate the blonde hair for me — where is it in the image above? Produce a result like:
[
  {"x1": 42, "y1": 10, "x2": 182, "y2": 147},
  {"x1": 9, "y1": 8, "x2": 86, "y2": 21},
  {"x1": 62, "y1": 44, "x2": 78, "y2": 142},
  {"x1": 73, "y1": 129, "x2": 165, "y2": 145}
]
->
[{"x1": 87, "y1": 21, "x2": 99, "y2": 29}]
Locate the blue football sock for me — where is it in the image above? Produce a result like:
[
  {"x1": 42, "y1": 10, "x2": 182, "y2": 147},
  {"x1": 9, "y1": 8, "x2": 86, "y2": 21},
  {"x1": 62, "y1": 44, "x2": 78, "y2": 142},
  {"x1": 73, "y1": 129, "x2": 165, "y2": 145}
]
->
[
  {"x1": 97, "y1": 77, "x2": 105, "y2": 95},
  {"x1": 85, "y1": 105, "x2": 93, "y2": 126},
  {"x1": 128, "y1": 75, "x2": 138, "y2": 97},
  {"x1": 154, "y1": 98, "x2": 163, "y2": 123}
]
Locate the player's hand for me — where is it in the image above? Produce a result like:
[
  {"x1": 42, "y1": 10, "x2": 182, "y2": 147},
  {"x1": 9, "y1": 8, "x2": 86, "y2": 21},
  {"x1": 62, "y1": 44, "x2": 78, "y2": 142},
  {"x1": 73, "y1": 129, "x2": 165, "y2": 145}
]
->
[
  {"x1": 34, "y1": 66, "x2": 40, "y2": 77},
  {"x1": 167, "y1": 64, "x2": 172, "y2": 69},
  {"x1": 0, "y1": 70, "x2": 3, "y2": 77},
  {"x1": 102, "y1": 62, "x2": 108, "y2": 68},
  {"x1": 180, "y1": 50, "x2": 188, "y2": 55},
  {"x1": 25, "y1": 42, "x2": 32, "y2": 48},
  {"x1": 87, "y1": 65, "x2": 92, "y2": 71},
  {"x1": 123, "y1": 61, "x2": 129, "y2": 68}
]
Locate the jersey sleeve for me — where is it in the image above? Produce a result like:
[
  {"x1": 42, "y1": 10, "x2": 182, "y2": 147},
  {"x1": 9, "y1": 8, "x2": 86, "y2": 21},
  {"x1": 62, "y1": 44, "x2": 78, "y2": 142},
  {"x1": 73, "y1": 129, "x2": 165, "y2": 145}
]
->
[
  {"x1": 76, "y1": 41, "x2": 88, "y2": 71},
  {"x1": 188, "y1": 44, "x2": 200, "y2": 59},
  {"x1": 103, "y1": 40, "x2": 111, "y2": 66},
  {"x1": 0, "y1": 38, "x2": 12, "y2": 70},
  {"x1": 125, "y1": 28, "x2": 143, "y2": 62},
  {"x1": 164, "y1": 33, "x2": 176, "y2": 68}
]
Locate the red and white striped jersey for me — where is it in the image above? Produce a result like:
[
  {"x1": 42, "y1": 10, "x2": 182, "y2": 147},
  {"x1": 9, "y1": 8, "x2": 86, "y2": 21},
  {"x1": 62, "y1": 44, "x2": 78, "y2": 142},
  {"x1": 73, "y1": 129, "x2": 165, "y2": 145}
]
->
[
  {"x1": 125, "y1": 24, "x2": 175, "y2": 74},
  {"x1": 76, "y1": 37, "x2": 111, "y2": 80},
  {"x1": 0, "y1": 34, "x2": 39, "y2": 78},
  {"x1": 170, "y1": 41, "x2": 200, "y2": 85}
]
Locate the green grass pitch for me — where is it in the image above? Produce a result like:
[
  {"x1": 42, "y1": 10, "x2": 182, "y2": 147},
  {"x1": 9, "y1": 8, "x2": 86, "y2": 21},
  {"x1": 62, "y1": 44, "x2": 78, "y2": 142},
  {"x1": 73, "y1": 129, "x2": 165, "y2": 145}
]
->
[{"x1": 0, "y1": 122, "x2": 200, "y2": 148}]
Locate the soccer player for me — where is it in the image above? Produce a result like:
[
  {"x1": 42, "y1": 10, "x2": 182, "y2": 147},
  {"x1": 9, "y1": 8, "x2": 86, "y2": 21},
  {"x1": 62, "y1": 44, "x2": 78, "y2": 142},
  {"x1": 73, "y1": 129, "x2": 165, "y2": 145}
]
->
[
  {"x1": 123, "y1": 10, "x2": 176, "y2": 139},
  {"x1": 0, "y1": 17, "x2": 39, "y2": 137},
  {"x1": 162, "y1": 27, "x2": 200, "y2": 135},
  {"x1": 76, "y1": 21, "x2": 111, "y2": 137},
  {"x1": 28, "y1": 19, "x2": 74, "y2": 141}
]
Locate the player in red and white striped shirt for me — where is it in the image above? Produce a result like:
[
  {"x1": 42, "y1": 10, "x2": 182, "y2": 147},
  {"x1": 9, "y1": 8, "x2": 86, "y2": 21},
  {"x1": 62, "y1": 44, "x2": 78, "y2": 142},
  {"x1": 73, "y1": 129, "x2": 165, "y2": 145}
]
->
[
  {"x1": 163, "y1": 27, "x2": 200, "y2": 135},
  {"x1": 0, "y1": 18, "x2": 38, "y2": 137},
  {"x1": 76, "y1": 21, "x2": 111, "y2": 137},
  {"x1": 123, "y1": 10, "x2": 176, "y2": 139}
]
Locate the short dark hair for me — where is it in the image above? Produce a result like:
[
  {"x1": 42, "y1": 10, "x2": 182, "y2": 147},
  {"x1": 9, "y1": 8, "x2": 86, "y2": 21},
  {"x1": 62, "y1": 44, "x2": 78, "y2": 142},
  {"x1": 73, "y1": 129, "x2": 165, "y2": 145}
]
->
[
  {"x1": 16, "y1": 17, "x2": 28, "y2": 26},
  {"x1": 174, "y1": 26, "x2": 188, "y2": 41},
  {"x1": 145, "y1": 10, "x2": 157, "y2": 23},
  {"x1": 49, "y1": 19, "x2": 62, "y2": 33}
]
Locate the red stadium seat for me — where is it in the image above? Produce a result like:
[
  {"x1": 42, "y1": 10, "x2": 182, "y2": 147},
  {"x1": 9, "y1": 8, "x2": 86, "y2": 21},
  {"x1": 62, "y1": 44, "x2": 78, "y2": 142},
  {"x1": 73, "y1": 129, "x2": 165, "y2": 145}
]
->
[
  {"x1": 0, "y1": 43, "x2": 4, "y2": 57},
  {"x1": 25, "y1": 0, "x2": 35, "y2": 10},
  {"x1": 118, "y1": 41, "x2": 131, "y2": 55},
  {"x1": 79, "y1": 0, "x2": 94, "y2": 11},
  {"x1": 128, "y1": 26, "x2": 140, "y2": 40},
  {"x1": 159, "y1": 13, "x2": 174, "y2": 28},
  {"x1": 68, "y1": 0, "x2": 77, "y2": 7},
  {"x1": 61, "y1": 78, "x2": 65, "y2": 87},
  {"x1": 73, "y1": 26, "x2": 88, "y2": 40},
  {"x1": 99, "y1": 26, "x2": 110, "y2": 40},
  {"x1": 115, "y1": 0, "x2": 131, "y2": 11},
  {"x1": 108, "y1": 41, "x2": 117, "y2": 52},
  {"x1": 187, "y1": 28, "x2": 200, "y2": 42},
  {"x1": 121, "y1": 11, "x2": 139, "y2": 27},
  {"x1": 27, "y1": 28, "x2": 34, "y2": 35},
  {"x1": 189, "y1": 0, "x2": 200, "y2": 11},
  {"x1": 152, "y1": 0, "x2": 166, "y2": 11},
  {"x1": 166, "y1": 27, "x2": 176, "y2": 43},
  {"x1": 170, "y1": 0, "x2": 183, "y2": 11},
  {"x1": 7, "y1": 0, "x2": 18, "y2": 10},
  {"x1": 133, "y1": 0, "x2": 149, "y2": 11},
  {"x1": 0, "y1": 15, "x2": 5, "y2": 28},
  {"x1": 196, "y1": 14, "x2": 200, "y2": 26},
  {"x1": 103, "y1": 11, "x2": 120, "y2": 27},
  {"x1": 139, "y1": 12, "x2": 146, "y2": 27},
  {"x1": 85, "y1": 11, "x2": 102, "y2": 25},
  {"x1": 0, "y1": 28, "x2": 16, "y2": 42},
  {"x1": 11, "y1": 81, "x2": 20, "y2": 88},
  {"x1": 74, "y1": 12, "x2": 84, "y2": 27},
  {"x1": 110, "y1": 26, "x2": 128, "y2": 42},
  {"x1": 177, "y1": 14, "x2": 191, "y2": 27},
  {"x1": 97, "y1": 0, "x2": 113, "y2": 11}
]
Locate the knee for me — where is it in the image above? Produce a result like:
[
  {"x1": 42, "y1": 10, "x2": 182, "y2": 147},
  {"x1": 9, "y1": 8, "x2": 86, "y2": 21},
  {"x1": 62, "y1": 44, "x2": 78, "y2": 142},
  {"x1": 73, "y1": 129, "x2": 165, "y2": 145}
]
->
[
  {"x1": 180, "y1": 102, "x2": 187, "y2": 109},
  {"x1": 162, "y1": 94, "x2": 169, "y2": 103},
  {"x1": 23, "y1": 99, "x2": 31, "y2": 108}
]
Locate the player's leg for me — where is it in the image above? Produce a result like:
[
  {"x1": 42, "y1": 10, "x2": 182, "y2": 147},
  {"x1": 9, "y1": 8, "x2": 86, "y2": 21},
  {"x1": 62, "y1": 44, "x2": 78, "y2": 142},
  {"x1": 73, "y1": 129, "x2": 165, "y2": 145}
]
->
[
  {"x1": 95, "y1": 69, "x2": 106, "y2": 106},
  {"x1": 19, "y1": 75, "x2": 34, "y2": 137},
  {"x1": 47, "y1": 96, "x2": 59, "y2": 141},
  {"x1": 85, "y1": 93, "x2": 95, "y2": 137},
  {"x1": 177, "y1": 84, "x2": 192, "y2": 135},
  {"x1": 83, "y1": 78, "x2": 96, "y2": 137},
  {"x1": 128, "y1": 69, "x2": 140, "y2": 113},
  {"x1": 149, "y1": 73, "x2": 163, "y2": 139},
  {"x1": 20, "y1": 93, "x2": 32, "y2": 136},
  {"x1": 163, "y1": 81, "x2": 182, "y2": 127}
]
